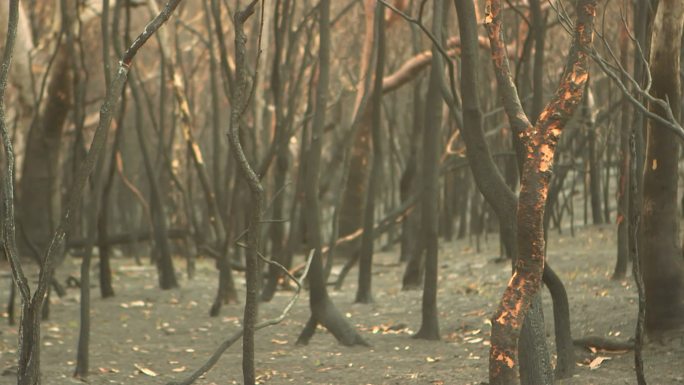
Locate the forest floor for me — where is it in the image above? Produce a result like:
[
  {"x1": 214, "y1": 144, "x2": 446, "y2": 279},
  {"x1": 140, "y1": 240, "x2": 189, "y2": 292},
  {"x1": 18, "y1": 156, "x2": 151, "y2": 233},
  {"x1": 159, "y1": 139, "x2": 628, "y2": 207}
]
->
[{"x1": 1, "y1": 224, "x2": 683, "y2": 385}]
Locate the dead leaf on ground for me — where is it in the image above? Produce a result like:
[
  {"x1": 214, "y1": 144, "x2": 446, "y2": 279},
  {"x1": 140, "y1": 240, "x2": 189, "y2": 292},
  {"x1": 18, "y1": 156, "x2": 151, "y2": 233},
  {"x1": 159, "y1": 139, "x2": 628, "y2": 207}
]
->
[
  {"x1": 461, "y1": 309, "x2": 486, "y2": 317},
  {"x1": 367, "y1": 323, "x2": 411, "y2": 335},
  {"x1": 257, "y1": 369, "x2": 278, "y2": 381},
  {"x1": 120, "y1": 300, "x2": 148, "y2": 309},
  {"x1": 134, "y1": 363, "x2": 158, "y2": 377},
  {"x1": 588, "y1": 356, "x2": 611, "y2": 370},
  {"x1": 465, "y1": 337, "x2": 484, "y2": 344},
  {"x1": 98, "y1": 367, "x2": 120, "y2": 373}
]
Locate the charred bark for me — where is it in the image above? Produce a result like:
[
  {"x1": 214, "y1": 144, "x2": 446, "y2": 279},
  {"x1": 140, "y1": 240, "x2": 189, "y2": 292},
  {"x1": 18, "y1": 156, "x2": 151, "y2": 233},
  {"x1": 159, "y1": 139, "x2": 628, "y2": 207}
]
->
[
  {"x1": 226, "y1": 5, "x2": 265, "y2": 383},
  {"x1": 356, "y1": 1, "x2": 385, "y2": 304},
  {"x1": 399, "y1": 80, "x2": 423, "y2": 263},
  {"x1": 640, "y1": 0, "x2": 684, "y2": 335},
  {"x1": 585, "y1": 89, "x2": 603, "y2": 225},
  {"x1": 613, "y1": 25, "x2": 631, "y2": 280},
  {"x1": 484, "y1": 1, "x2": 596, "y2": 384},
  {"x1": 1, "y1": 2, "x2": 183, "y2": 383},
  {"x1": 19, "y1": 47, "x2": 71, "y2": 255},
  {"x1": 130, "y1": 77, "x2": 178, "y2": 290},
  {"x1": 456, "y1": 0, "x2": 553, "y2": 382},
  {"x1": 412, "y1": 0, "x2": 443, "y2": 341},
  {"x1": 296, "y1": 0, "x2": 367, "y2": 348}
]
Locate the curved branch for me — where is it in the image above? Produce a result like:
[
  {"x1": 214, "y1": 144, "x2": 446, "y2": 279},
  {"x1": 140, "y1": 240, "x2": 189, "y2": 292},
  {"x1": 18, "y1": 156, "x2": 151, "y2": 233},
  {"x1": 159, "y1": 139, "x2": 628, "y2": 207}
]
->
[{"x1": 484, "y1": 0, "x2": 533, "y2": 138}]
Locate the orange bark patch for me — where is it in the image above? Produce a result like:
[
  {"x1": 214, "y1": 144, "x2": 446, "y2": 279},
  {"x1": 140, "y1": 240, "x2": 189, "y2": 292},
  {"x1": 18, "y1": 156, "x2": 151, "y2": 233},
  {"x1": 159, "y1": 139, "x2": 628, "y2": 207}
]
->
[
  {"x1": 537, "y1": 109, "x2": 550, "y2": 122},
  {"x1": 495, "y1": 311, "x2": 508, "y2": 325},
  {"x1": 539, "y1": 184, "x2": 549, "y2": 202},
  {"x1": 550, "y1": 126, "x2": 562, "y2": 139},
  {"x1": 539, "y1": 144, "x2": 554, "y2": 172},
  {"x1": 563, "y1": 89, "x2": 573, "y2": 100},
  {"x1": 496, "y1": 276, "x2": 526, "y2": 328},
  {"x1": 571, "y1": 71, "x2": 589, "y2": 85},
  {"x1": 495, "y1": 352, "x2": 515, "y2": 368}
]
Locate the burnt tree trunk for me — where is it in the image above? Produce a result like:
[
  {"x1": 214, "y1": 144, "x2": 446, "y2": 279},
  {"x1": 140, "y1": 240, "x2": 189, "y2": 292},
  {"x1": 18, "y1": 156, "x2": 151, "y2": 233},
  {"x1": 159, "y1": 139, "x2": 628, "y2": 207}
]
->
[
  {"x1": 456, "y1": 0, "x2": 555, "y2": 382},
  {"x1": 412, "y1": 0, "x2": 443, "y2": 341},
  {"x1": 296, "y1": 0, "x2": 367, "y2": 347},
  {"x1": 613, "y1": 24, "x2": 631, "y2": 280},
  {"x1": 399, "y1": 81, "x2": 423, "y2": 263},
  {"x1": 640, "y1": 0, "x2": 684, "y2": 335},
  {"x1": 262, "y1": 0, "x2": 291, "y2": 302},
  {"x1": 130, "y1": 77, "x2": 178, "y2": 290},
  {"x1": 485, "y1": 0, "x2": 595, "y2": 384},
  {"x1": 338, "y1": 0, "x2": 376, "y2": 247},
  {"x1": 356, "y1": 1, "x2": 385, "y2": 304},
  {"x1": 19, "y1": 48, "x2": 71, "y2": 254},
  {"x1": 227, "y1": 5, "x2": 264, "y2": 384}
]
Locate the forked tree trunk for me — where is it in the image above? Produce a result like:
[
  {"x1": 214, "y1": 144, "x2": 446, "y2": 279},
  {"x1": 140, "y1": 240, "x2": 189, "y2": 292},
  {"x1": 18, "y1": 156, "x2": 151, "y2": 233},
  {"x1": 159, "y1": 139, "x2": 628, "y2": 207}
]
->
[
  {"x1": 455, "y1": 0, "x2": 556, "y2": 382},
  {"x1": 484, "y1": 0, "x2": 596, "y2": 384},
  {"x1": 640, "y1": 0, "x2": 684, "y2": 335}
]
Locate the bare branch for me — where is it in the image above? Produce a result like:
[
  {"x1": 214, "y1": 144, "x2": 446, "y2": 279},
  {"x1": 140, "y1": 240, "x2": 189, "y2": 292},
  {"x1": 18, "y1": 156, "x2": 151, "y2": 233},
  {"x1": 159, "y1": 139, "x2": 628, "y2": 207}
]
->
[{"x1": 484, "y1": 0, "x2": 533, "y2": 139}]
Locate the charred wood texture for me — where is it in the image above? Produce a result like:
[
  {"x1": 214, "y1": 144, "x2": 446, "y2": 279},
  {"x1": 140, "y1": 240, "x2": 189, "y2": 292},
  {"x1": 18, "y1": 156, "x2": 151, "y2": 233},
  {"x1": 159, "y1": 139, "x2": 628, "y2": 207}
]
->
[{"x1": 485, "y1": 0, "x2": 596, "y2": 384}]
